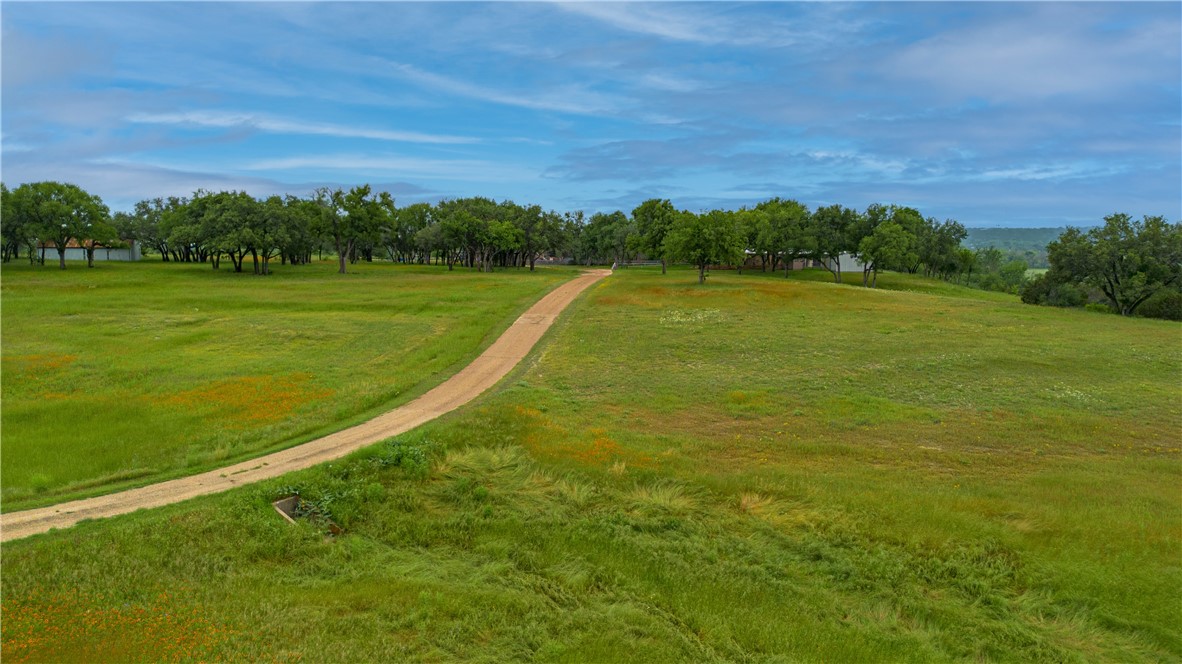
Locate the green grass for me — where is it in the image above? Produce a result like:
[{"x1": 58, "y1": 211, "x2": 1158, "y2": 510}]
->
[
  {"x1": 2, "y1": 266, "x2": 1179, "y2": 662},
  {"x1": 0, "y1": 260, "x2": 568, "y2": 510}
]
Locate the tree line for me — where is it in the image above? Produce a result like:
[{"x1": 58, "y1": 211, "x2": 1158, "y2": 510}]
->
[
  {"x1": 4, "y1": 181, "x2": 989, "y2": 287},
  {"x1": 4, "y1": 180, "x2": 1176, "y2": 317}
]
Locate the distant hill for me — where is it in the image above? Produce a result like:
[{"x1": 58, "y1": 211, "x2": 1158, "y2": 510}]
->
[{"x1": 964, "y1": 227, "x2": 1071, "y2": 252}]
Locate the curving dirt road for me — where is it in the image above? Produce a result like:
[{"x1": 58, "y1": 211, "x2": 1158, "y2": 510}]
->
[{"x1": 1, "y1": 269, "x2": 611, "y2": 543}]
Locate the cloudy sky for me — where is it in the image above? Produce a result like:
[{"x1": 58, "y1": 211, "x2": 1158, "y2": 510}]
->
[{"x1": 2, "y1": 2, "x2": 1179, "y2": 226}]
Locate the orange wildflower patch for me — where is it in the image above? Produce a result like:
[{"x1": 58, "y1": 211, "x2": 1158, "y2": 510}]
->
[
  {"x1": 2, "y1": 353, "x2": 79, "y2": 373},
  {"x1": 1, "y1": 591, "x2": 236, "y2": 663},
  {"x1": 165, "y1": 373, "x2": 332, "y2": 426},
  {"x1": 514, "y1": 405, "x2": 544, "y2": 419},
  {"x1": 565, "y1": 428, "x2": 655, "y2": 468}
]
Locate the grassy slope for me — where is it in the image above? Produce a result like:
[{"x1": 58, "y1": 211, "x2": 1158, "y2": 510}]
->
[
  {"x1": 0, "y1": 260, "x2": 568, "y2": 509},
  {"x1": 2, "y1": 267, "x2": 1178, "y2": 662}
]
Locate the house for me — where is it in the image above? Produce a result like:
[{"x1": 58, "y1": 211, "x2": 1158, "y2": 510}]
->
[
  {"x1": 821, "y1": 253, "x2": 865, "y2": 275},
  {"x1": 741, "y1": 252, "x2": 865, "y2": 273},
  {"x1": 38, "y1": 239, "x2": 142, "y2": 262}
]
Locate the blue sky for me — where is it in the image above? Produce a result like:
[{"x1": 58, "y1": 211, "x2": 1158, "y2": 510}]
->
[{"x1": 2, "y1": 2, "x2": 1179, "y2": 227}]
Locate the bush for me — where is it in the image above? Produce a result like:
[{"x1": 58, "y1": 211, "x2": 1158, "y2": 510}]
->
[
  {"x1": 976, "y1": 273, "x2": 1007, "y2": 293},
  {"x1": 998, "y1": 259, "x2": 1029, "y2": 293},
  {"x1": 1137, "y1": 287, "x2": 1182, "y2": 321},
  {"x1": 1020, "y1": 274, "x2": 1086, "y2": 307}
]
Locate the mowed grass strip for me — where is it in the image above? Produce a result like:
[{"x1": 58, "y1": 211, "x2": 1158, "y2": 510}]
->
[
  {"x1": 0, "y1": 260, "x2": 568, "y2": 509},
  {"x1": 2, "y1": 267, "x2": 1178, "y2": 662}
]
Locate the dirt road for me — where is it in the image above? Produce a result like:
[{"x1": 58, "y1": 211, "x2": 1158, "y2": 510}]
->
[{"x1": 1, "y1": 269, "x2": 611, "y2": 543}]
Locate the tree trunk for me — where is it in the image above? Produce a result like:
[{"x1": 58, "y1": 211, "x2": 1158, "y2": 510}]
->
[
  {"x1": 57, "y1": 247, "x2": 66, "y2": 269},
  {"x1": 698, "y1": 262, "x2": 706, "y2": 284},
  {"x1": 87, "y1": 245, "x2": 95, "y2": 268}
]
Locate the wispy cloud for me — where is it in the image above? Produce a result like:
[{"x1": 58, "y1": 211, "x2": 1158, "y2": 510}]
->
[
  {"x1": 557, "y1": 3, "x2": 725, "y2": 45},
  {"x1": 379, "y1": 61, "x2": 619, "y2": 116},
  {"x1": 556, "y1": 2, "x2": 865, "y2": 49},
  {"x1": 881, "y1": 5, "x2": 1181, "y2": 104},
  {"x1": 243, "y1": 153, "x2": 539, "y2": 183},
  {"x1": 126, "y1": 111, "x2": 477, "y2": 145}
]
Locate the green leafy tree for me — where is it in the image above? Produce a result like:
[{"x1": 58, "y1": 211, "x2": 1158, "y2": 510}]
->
[
  {"x1": 857, "y1": 221, "x2": 916, "y2": 287},
  {"x1": 1046, "y1": 214, "x2": 1182, "y2": 316},
  {"x1": 537, "y1": 210, "x2": 566, "y2": 266},
  {"x1": 388, "y1": 203, "x2": 432, "y2": 263},
  {"x1": 129, "y1": 197, "x2": 180, "y2": 260},
  {"x1": 583, "y1": 211, "x2": 630, "y2": 265},
  {"x1": 202, "y1": 191, "x2": 259, "y2": 272},
  {"x1": 280, "y1": 195, "x2": 319, "y2": 265},
  {"x1": 562, "y1": 211, "x2": 588, "y2": 265},
  {"x1": 1, "y1": 182, "x2": 40, "y2": 264},
  {"x1": 631, "y1": 198, "x2": 677, "y2": 273},
  {"x1": 810, "y1": 204, "x2": 860, "y2": 283},
  {"x1": 998, "y1": 259, "x2": 1029, "y2": 293},
  {"x1": 919, "y1": 219, "x2": 968, "y2": 279},
  {"x1": 9, "y1": 181, "x2": 109, "y2": 269},
  {"x1": 253, "y1": 196, "x2": 294, "y2": 275},
  {"x1": 975, "y1": 246, "x2": 1003, "y2": 275},
  {"x1": 435, "y1": 203, "x2": 472, "y2": 271},
  {"x1": 608, "y1": 211, "x2": 636, "y2": 265},
  {"x1": 955, "y1": 247, "x2": 978, "y2": 284},
  {"x1": 756, "y1": 198, "x2": 812, "y2": 277},
  {"x1": 734, "y1": 207, "x2": 771, "y2": 274},
  {"x1": 319, "y1": 185, "x2": 386, "y2": 274},
  {"x1": 414, "y1": 222, "x2": 444, "y2": 266},
  {"x1": 160, "y1": 192, "x2": 210, "y2": 263},
  {"x1": 664, "y1": 209, "x2": 744, "y2": 284},
  {"x1": 78, "y1": 217, "x2": 120, "y2": 268}
]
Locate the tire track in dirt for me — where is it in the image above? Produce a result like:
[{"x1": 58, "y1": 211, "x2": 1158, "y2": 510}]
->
[{"x1": 1, "y1": 270, "x2": 611, "y2": 542}]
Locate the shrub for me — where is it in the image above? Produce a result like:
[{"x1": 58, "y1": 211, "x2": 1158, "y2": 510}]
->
[
  {"x1": 1137, "y1": 287, "x2": 1182, "y2": 321},
  {"x1": 1020, "y1": 274, "x2": 1085, "y2": 307}
]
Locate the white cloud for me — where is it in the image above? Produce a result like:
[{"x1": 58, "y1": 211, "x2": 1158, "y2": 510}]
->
[
  {"x1": 243, "y1": 153, "x2": 539, "y2": 183},
  {"x1": 557, "y1": 3, "x2": 723, "y2": 45},
  {"x1": 126, "y1": 111, "x2": 477, "y2": 145},
  {"x1": 555, "y1": 3, "x2": 864, "y2": 49},
  {"x1": 380, "y1": 61, "x2": 619, "y2": 116},
  {"x1": 883, "y1": 7, "x2": 1181, "y2": 103}
]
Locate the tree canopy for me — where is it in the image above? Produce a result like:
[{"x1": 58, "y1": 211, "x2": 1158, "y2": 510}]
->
[
  {"x1": 1039, "y1": 214, "x2": 1182, "y2": 316},
  {"x1": 664, "y1": 209, "x2": 745, "y2": 284}
]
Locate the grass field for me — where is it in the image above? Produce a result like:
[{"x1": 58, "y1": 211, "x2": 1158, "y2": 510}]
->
[
  {"x1": 0, "y1": 260, "x2": 567, "y2": 510},
  {"x1": 2, "y1": 266, "x2": 1179, "y2": 662}
]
